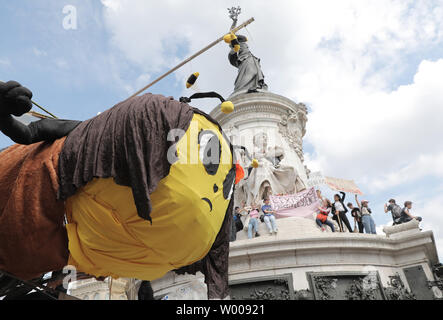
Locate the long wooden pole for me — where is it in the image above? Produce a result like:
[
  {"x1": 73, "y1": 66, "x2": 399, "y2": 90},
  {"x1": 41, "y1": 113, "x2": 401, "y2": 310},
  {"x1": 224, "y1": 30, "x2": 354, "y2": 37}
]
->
[
  {"x1": 337, "y1": 212, "x2": 344, "y2": 232},
  {"x1": 31, "y1": 100, "x2": 58, "y2": 119},
  {"x1": 3, "y1": 19, "x2": 254, "y2": 119},
  {"x1": 1, "y1": 79, "x2": 58, "y2": 119},
  {"x1": 127, "y1": 17, "x2": 255, "y2": 100}
]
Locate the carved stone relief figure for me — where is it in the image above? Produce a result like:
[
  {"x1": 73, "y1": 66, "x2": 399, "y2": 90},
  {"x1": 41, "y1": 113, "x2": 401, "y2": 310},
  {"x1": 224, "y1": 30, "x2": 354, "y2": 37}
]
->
[
  {"x1": 278, "y1": 110, "x2": 306, "y2": 162},
  {"x1": 237, "y1": 131, "x2": 306, "y2": 205}
]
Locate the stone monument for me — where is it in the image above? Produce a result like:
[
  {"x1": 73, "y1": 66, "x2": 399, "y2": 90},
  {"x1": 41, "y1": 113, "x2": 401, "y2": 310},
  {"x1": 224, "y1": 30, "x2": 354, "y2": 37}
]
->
[
  {"x1": 142, "y1": 10, "x2": 442, "y2": 301},
  {"x1": 68, "y1": 8, "x2": 442, "y2": 301},
  {"x1": 210, "y1": 9, "x2": 309, "y2": 206}
]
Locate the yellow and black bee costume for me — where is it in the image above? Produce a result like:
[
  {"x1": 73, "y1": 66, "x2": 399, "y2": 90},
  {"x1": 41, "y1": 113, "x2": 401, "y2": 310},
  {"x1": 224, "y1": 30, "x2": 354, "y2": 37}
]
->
[{"x1": 0, "y1": 81, "x2": 236, "y2": 299}]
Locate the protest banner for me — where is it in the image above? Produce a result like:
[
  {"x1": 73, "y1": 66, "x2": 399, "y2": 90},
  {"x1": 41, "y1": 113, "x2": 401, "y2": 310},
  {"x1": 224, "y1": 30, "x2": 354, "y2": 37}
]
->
[
  {"x1": 269, "y1": 187, "x2": 320, "y2": 220},
  {"x1": 306, "y1": 171, "x2": 326, "y2": 188},
  {"x1": 324, "y1": 176, "x2": 363, "y2": 195}
]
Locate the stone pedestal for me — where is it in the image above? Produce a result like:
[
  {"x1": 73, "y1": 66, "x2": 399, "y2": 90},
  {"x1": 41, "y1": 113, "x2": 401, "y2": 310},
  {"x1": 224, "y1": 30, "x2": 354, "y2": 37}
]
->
[
  {"x1": 227, "y1": 217, "x2": 440, "y2": 300},
  {"x1": 68, "y1": 277, "x2": 128, "y2": 300},
  {"x1": 146, "y1": 217, "x2": 441, "y2": 300}
]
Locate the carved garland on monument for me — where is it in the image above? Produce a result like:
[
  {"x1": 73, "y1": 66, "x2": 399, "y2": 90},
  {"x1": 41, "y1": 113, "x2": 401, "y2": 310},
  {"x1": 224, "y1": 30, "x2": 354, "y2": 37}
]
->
[
  {"x1": 312, "y1": 276, "x2": 338, "y2": 300},
  {"x1": 278, "y1": 108, "x2": 307, "y2": 162},
  {"x1": 293, "y1": 289, "x2": 314, "y2": 300},
  {"x1": 248, "y1": 279, "x2": 290, "y2": 300},
  {"x1": 344, "y1": 277, "x2": 379, "y2": 300},
  {"x1": 383, "y1": 273, "x2": 416, "y2": 300},
  {"x1": 230, "y1": 278, "x2": 292, "y2": 300},
  {"x1": 310, "y1": 273, "x2": 386, "y2": 300},
  {"x1": 428, "y1": 264, "x2": 443, "y2": 296}
]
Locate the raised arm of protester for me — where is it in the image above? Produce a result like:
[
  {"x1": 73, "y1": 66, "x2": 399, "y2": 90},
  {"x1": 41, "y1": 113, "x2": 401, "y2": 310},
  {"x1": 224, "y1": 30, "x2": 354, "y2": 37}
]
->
[{"x1": 355, "y1": 194, "x2": 361, "y2": 210}]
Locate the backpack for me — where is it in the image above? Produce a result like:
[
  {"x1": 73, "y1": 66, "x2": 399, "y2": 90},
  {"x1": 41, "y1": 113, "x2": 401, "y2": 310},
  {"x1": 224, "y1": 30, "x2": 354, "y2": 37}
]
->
[
  {"x1": 391, "y1": 204, "x2": 403, "y2": 219},
  {"x1": 235, "y1": 214, "x2": 244, "y2": 232}
]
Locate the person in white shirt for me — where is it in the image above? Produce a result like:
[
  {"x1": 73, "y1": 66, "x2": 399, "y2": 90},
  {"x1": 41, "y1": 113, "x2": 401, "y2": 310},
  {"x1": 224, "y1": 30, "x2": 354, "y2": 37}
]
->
[{"x1": 331, "y1": 191, "x2": 353, "y2": 232}]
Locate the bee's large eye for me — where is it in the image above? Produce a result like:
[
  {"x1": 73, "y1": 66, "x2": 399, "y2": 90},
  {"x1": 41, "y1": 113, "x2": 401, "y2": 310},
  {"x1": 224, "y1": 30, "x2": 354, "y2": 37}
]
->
[{"x1": 199, "y1": 130, "x2": 221, "y2": 176}]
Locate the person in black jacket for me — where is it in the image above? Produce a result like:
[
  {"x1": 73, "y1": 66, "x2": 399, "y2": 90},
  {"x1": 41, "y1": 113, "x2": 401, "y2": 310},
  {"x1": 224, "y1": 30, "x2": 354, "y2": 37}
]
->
[
  {"x1": 331, "y1": 191, "x2": 353, "y2": 232},
  {"x1": 399, "y1": 201, "x2": 422, "y2": 224},
  {"x1": 347, "y1": 202, "x2": 364, "y2": 233}
]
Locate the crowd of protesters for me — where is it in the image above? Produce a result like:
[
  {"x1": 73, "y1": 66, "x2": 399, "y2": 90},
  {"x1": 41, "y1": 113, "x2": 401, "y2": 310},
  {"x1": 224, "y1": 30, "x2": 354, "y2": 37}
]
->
[
  {"x1": 313, "y1": 190, "x2": 421, "y2": 235},
  {"x1": 230, "y1": 199, "x2": 279, "y2": 241},
  {"x1": 230, "y1": 190, "x2": 423, "y2": 242},
  {"x1": 384, "y1": 199, "x2": 422, "y2": 225},
  {"x1": 315, "y1": 190, "x2": 377, "y2": 234}
]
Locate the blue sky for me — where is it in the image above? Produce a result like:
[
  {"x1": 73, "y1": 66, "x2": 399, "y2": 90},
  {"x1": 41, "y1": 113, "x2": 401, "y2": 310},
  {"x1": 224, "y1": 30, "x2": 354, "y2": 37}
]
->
[
  {"x1": 0, "y1": 1, "x2": 185, "y2": 123},
  {"x1": 1, "y1": 1, "x2": 443, "y2": 260}
]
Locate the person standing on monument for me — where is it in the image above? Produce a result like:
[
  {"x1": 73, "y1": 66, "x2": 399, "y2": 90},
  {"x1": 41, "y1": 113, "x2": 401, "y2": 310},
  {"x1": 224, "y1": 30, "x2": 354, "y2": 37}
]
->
[
  {"x1": 347, "y1": 202, "x2": 364, "y2": 233},
  {"x1": 262, "y1": 198, "x2": 278, "y2": 235},
  {"x1": 331, "y1": 192, "x2": 353, "y2": 232},
  {"x1": 355, "y1": 195, "x2": 377, "y2": 234}
]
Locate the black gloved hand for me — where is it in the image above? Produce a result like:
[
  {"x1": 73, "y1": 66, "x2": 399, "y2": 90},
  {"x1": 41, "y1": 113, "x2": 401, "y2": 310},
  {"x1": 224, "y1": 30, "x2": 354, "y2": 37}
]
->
[{"x1": 0, "y1": 81, "x2": 33, "y2": 117}]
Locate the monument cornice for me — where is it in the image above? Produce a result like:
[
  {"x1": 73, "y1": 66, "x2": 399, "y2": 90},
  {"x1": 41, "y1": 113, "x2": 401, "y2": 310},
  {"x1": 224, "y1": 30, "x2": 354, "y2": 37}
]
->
[
  {"x1": 69, "y1": 278, "x2": 127, "y2": 296},
  {"x1": 210, "y1": 91, "x2": 308, "y2": 126},
  {"x1": 228, "y1": 231, "x2": 439, "y2": 278},
  {"x1": 218, "y1": 104, "x2": 290, "y2": 126}
]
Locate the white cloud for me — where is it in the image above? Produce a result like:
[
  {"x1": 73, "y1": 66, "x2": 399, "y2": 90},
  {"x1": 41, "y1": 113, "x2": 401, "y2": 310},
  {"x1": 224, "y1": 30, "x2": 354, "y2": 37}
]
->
[
  {"x1": 98, "y1": 0, "x2": 443, "y2": 187},
  {"x1": 126, "y1": 73, "x2": 152, "y2": 96},
  {"x1": 370, "y1": 151, "x2": 443, "y2": 191},
  {"x1": 0, "y1": 58, "x2": 11, "y2": 67},
  {"x1": 305, "y1": 58, "x2": 443, "y2": 191},
  {"x1": 32, "y1": 47, "x2": 48, "y2": 57},
  {"x1": 55, "y1": 58, "x2": 69, "y2": 70}
]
